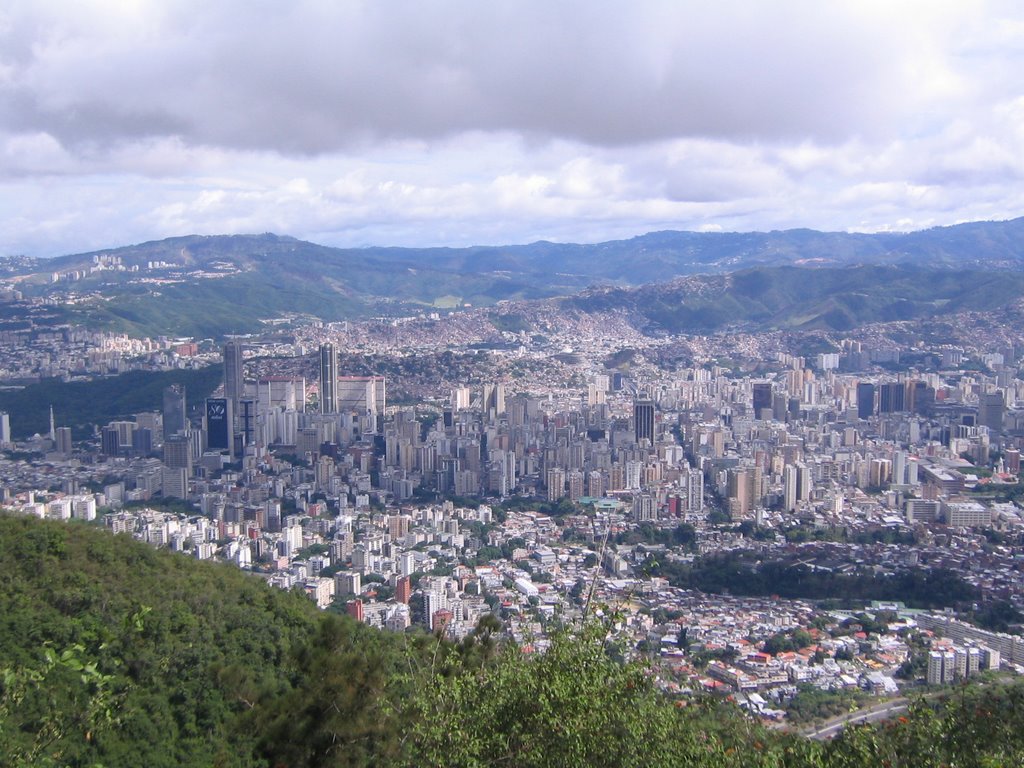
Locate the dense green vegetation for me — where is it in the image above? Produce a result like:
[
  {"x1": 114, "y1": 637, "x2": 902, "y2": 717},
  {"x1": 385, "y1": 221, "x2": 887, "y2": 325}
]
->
[
  {"x1": 643, "y1": 551, "x2": 980, "y2": 609},
  {"x1": 65, "y1": 270, "x2": 371, "y2": 338},
  {"x1": 0, "y1": 365, "x2": 221, "y2": 439},
  {"x1": 4, "y1": 514, "x2": 1024, "y2": 767},
  {"x1": 785, "y1": 685, "x2": 870, "y2": 725},
  {"x1": 0, "y1": 514, "x2": 436, "y2": 767},
  {"x1": 12, "y1": 218, "x2": 1024, "y2": 336},
  {"x1": 964, "y1": 598, "x2": 1024, "y2": 633},
  {"x1": 568, "y1": 264, "x2": 1024, "y2": 333},
  {"x1": 0, "y1": 515, "x2": 317, "y2": 765}
]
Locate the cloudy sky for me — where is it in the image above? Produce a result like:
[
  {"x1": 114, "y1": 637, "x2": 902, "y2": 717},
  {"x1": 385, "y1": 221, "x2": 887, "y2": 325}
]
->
[{"x1": 1, "y1": 1, "x2": 1023, "y2": 257}]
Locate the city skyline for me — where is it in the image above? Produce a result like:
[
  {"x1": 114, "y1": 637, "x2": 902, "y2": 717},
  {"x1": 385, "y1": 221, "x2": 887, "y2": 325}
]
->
[
  {"x1": 2, "y1": 2, "x2": 1023, "y2": 258},
  {"x1": 5, "y1": 3, "x2": 1024, "y2": 755}
]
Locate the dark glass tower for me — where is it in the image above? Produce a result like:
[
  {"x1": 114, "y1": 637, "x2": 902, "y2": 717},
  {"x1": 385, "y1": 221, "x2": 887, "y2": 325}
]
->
[
  {"x1": 319, "y1": 343, "x2": 339, "y2": 414},
  {"x1": 223, "y1": 340, "x2": 245, "y2": 408},
  {"x1": 752, "y1": 382, "x2": 772, "y2": 419},
  {"x1": 856, "y1": 382, "x2": 875, "y2": 420},
  {"x1": 634, "y1": 398, "x2": 655, "y2": 444},
  {"x1": 162, "y1": 384, "x2": 187, "y2": 437}
]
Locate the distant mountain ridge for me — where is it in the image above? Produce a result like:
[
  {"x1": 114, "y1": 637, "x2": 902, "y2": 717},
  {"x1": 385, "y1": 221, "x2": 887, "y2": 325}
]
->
[
  {"x1": 1, "y1": 217, "x2": 1022, "y2": 336},
  {"x1": 562, "y1": 264, "x2": 1024, "y2": 333},
  {"x1": 18, "y1": 215, "x2": 1024, "y2": 276}
]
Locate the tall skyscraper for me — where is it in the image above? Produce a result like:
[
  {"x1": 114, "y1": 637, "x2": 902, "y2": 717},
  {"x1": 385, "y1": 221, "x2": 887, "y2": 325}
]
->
[
  {"x1": 912, "y1": 381, "x2": 935, "y2": 416},
  {"x1": 634, "y1": 398, "x2": 655, "y2": 444},
  {"x1": 163, "y1": 433, "x2": 192, "y2": 471},
  {"x1": 878, "y1": 382, "x2": 906, "y2": 413},
  {"x1": 258, "y1": 376, "x2": 305, "y2": 414},
  {"x1": 55, "y1": 426, "x2": 73, "y2": 456},
  {"x1": 319, "y1": 343, "x2": 338, "y2": 414},
  {"x1": 685, "y1": 467, "x2": 704, "y2": 513},
  {"x1": 100, "y1": 426, "x2": 120, "y2": 457},
  {"x1": 545, "y1": 467, "x2": 565, "y2": 501},
  {"x1": 783, "y1": 462, "x2": 810, "y2": 512},
  {"x1": 856, "y1": 382, "x2": 875, "y2": 420},
  {"x1": 451, "y1": 386, "x2": 471, "y2": 411},
  {"x1": 482, "y1": 383, "x2": 506, "y2": 418},
  {"x1": 223, "y1": 341, "x2": 245, "y2": 408},
  {"x1": 979, "y1": 391, "x2": 1005, "y2": 433},
  {"x1": 238, "y1": 398, "x2": 256, "y2": 448},
  {"x1": 163, "y1": 384, "x2": 187, "y2": 437},
  {"x1": 752, "y1": 382, "x2": 772, "y2": 419},
  {"x1": 0, "y1": 411, "x2": 9, "y2": 446},
  {"x1": 336, "y1": 376, "x2": 386, "y2": 432},
  {"x1": 205, "y1": 398, "x2": 234, "y2": 458},
  {"x1": 131, "y1": 428, "x2": 153, "y2": 456}
]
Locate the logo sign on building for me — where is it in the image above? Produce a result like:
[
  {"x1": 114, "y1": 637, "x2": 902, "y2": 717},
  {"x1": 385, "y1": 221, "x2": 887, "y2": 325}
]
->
[{"x1": 206, "y1": 398, "x2": 231, "y2": 450}]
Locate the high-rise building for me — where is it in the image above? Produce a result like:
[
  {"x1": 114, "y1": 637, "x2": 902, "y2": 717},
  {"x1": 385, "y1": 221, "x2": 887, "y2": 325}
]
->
[
  {"x1": 100, "y1": 426, "x2": 120, "y2": 457},
  {"x1": 856, "y1": 382, "x2": 875, "y2": 420},
  {"x1": 334, "y1": 572, "x2": 362, "y2": 597},
  {"x1": 978, "y1": 391, "x2": 1005, "y2": 433},
  {"x1": 633, "y1": 494, "x2": 657, "y2": 521},
  {"x1": 752, "y1": 382, "x2": 773, "y2": 419},
  {"x1": 451, "y1": 386, "x2": 471, "y2": 411},
  {"x1": 55, "y1": 426, "x2": 73, "y2": 456},
  {"x1": 685, "y1": 467, "x2": 704, "y2": 513},
  {"x1": 237, "y1": 398, "x2": 256, "y2": 449},
  {"x1": 395, "y1": 576, "x2": 412, "y2": 604},
  {"x1": 1006, "y1": 449, "x2": 1021, "y2": 474},
  {"x1": 205, "y1": 398, "x2": 234, "y2": 458},
  {"x1": 223, "y1": 341, "x2": 245, "y2": 408},
  {"x1": 163, "y1": 433, "x2": 192, "y2": 471},
  {"x1": 783, "y1": 462, "x2": 811, "y2": 512},
  {"x1": 0, "y1": 411, "x2": 9, "y2": 446},
  {"x1": 878, "y1": 382, "x2": 906, "y2": 413},
  {"x1": 546, "y1": 467, "x2": 565, "y2": 501},
  {"x1": 634, "y1": 398, "x2": 655, "y2": 444},
  {"x1": 162, "y1": 384, "x2": 187, "y2": 437},
  {"x1": 482, "y1": 383, "x2": 506, "y2": 419},
  {"x1": 727, "y1": 466, "x2": 761, "y2": 517},
  {"x1": 319, "y1": 343, "x2": 339, "y2": 414},
  {"x1": 912, "y1": 381, "x2": 935, "y2": 416},
  {"x1": 388, "y1": 514, "x2": 412, "y2": 540},
  {"x1": 131, "y1": 428, "x2": 153, "y2": 456},
  {"x1": 162, "y1": 467, "x2": 188, "y2": 499},
  {"x1": 337, "y1": 376, "x2": 386, "y2": 428},
  {"x1": 567, "y1": 471, "x2": 585, "y2": 501},
  {"x1": 347, "y1": 599, "x2": 364, "y2": 623},
  {"x1": 258, "y1": 376, "x2": 306, "y2": 414},
  {"x1": 108, "y1": 420, "x2": 135, "y2": 448}
]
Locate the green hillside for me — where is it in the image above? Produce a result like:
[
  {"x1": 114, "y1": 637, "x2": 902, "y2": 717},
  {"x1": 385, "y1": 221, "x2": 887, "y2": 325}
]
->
[
  {"x1": 7, "y1": 217, "x2": 1024, "y2": 337},
  {"x1": 17, "y1": 234, "x2": 569, "y2": 336},
  {"x1": 4, "y1": 515, "x2": 1024, "y2": 767},
  {"x1": 0, "y1": 365, "x2": 223, "y2": 440},
  {"x1": 567, "y1": 264, "x2": 1024, "y2": 333}
]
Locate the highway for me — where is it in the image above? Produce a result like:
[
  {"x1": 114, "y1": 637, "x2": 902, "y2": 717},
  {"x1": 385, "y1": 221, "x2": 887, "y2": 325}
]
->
[{"x1": 803, "y1": 698, "x2": 910, "y2": 741}]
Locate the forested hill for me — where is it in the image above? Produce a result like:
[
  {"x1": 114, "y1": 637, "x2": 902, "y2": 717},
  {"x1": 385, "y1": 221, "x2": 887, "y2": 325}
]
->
[
  {"x1": 19, "y1": 216, "x2": 1024, "y2": 283},
  {"x1": 2, "y1": 216, "x2": 1024, "y2": 336},
  {"x1": 564, "y1": 263, "x2": 1024, "y2": 333},
  {"x1": 4, "y1": 513, "x2": 1024, "y2": 767}
]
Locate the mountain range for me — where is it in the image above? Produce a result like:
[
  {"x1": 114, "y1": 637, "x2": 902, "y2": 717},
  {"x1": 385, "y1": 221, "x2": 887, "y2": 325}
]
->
[{"x1": 2, "y1": 216, "x2": 1023, "y2": 337}]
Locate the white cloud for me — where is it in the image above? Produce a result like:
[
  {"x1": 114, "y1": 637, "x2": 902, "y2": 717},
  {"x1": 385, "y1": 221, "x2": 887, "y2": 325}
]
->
[{"x1": 0, "y1": 1, "x2": 1022, "y2": 256}]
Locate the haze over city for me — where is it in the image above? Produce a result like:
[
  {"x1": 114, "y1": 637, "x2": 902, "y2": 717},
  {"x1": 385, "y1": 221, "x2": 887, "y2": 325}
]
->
[{"x1": 2, "y1": 0, "x2": 1024, "y2": 257}]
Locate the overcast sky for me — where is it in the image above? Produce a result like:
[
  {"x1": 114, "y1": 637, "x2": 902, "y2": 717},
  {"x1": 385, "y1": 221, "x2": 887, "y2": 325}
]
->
[{"x1": 2, "y1": 1, "x2": 1023, "y2": 257}]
